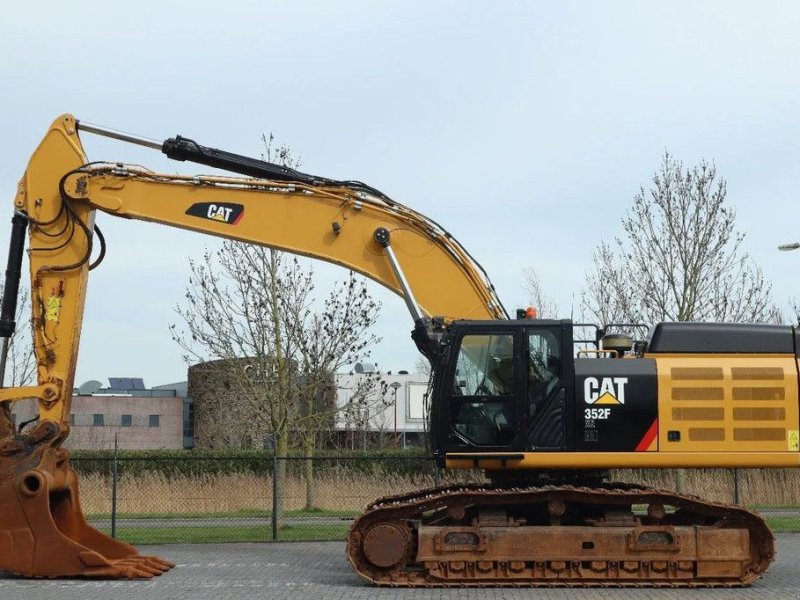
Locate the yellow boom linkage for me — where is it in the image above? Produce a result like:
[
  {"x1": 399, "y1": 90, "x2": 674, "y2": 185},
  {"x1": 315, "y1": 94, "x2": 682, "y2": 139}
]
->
[{"x1": 0, "y1": 115, "x2": 504, "y2": 578}]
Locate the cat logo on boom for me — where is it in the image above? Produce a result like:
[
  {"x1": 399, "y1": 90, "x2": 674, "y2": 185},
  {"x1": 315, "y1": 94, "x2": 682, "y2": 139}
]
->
[
  {"x1": 584, "y1": 377, "x2": 628, "y2": 405},
  {"x1": 185, "y1": 202, "x2": 245, "y2": 225}
]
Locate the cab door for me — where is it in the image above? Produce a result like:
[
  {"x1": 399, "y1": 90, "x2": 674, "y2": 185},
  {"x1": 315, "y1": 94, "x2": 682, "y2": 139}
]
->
[
  {"x1": 525, "y1": 321, "x2": 575, "y2": 450},
  {"x1": 445, "y1": 329, "x2": 524, "y2": 451}
]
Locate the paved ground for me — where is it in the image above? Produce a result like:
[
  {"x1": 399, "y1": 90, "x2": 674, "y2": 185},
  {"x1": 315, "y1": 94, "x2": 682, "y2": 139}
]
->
[{"x1": 1, "y1": 535, "x2": 800, "y2": 599}]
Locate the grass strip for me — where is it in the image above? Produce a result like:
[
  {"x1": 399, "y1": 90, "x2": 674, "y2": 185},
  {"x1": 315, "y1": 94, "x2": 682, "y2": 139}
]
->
[
  {"x1": 764, "y1": 517, "x2": 800, "y2": 532},
  {"x1": 88, "y1": 508, "x2": 359, "y2": 520},
  {"x1": 101, "y1": 522, "x2": 351, "y2": 544}
]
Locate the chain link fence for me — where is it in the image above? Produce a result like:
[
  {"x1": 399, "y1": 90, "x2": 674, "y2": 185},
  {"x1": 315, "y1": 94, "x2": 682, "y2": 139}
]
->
[
  {"x1": 72, "y1": 454, "x2": 443, "y2": 544},
  {"x1": 70, "y1": 455, "x2": 800, "y2": 544}
]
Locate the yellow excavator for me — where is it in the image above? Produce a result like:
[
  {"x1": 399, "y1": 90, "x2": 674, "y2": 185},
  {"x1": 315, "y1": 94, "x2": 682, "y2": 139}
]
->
[{"x1": 0, "y1": 114, "x2": 794, "y2": 585}]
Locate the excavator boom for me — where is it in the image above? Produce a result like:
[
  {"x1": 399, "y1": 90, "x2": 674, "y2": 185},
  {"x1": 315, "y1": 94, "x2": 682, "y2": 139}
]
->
[{"x1": 0, "y1": 114, "x2": 505, "y2": 579}]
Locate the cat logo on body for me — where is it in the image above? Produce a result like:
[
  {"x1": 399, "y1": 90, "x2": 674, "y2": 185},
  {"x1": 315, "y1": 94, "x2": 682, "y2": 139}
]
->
[
  {"x1": 584, "y1": 377, "x2": 628, "y2": 405},
  {"x1": 185, "y1": 202, "x2": 245, "y2": 225}
]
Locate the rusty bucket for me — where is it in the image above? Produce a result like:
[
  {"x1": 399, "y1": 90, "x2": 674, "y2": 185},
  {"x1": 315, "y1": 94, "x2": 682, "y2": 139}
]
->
[{"x1": 0, "y1": 421, "x2": 173, "y2": 578}]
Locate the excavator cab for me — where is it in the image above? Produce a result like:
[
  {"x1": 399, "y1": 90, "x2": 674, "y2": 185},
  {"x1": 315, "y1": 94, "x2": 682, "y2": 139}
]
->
[{"x1": 432, "y1": 319, "x2": 575, "y2": 457}]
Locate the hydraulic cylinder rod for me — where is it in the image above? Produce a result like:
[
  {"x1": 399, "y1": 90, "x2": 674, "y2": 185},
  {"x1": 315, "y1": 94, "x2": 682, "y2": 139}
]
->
[
  {"x1": 0, "y1": 212, "x2": 28, "y2": 339},
  {"x1": 76, "y1": 120, "x2": 162, "y2": 150},
  {"x1": 0, "y1": 211, "x2": 29, "y2": 388},
  {"x1": 77, "y1": 120, "x2": 322, "y2": 184},
  {"x1": 373, "y1": 227, "x2": 424, "y2": 323}
]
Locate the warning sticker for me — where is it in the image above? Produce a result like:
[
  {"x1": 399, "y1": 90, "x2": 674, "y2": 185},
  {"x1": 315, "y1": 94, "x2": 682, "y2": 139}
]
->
[
  {"x1": 789, "y1": 430, "x2": 799, "y2": 452},
  {"x1": 45, "y1": 296, "x2": 61, "y2": 322}
]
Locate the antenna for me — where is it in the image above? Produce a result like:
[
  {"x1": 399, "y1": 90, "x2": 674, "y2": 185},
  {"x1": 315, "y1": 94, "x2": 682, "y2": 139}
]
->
[{"x1": 570, "y1": 291, "x2": 575, "y2": 321}]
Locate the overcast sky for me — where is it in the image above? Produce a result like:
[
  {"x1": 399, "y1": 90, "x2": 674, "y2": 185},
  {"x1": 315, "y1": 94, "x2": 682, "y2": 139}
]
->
[{"x1": 1, "y1": 1, "x2": 798, "y2": 387}]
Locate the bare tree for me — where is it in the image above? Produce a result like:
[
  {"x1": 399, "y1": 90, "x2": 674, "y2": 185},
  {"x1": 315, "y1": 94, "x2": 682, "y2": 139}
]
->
[
  {"x1": 582, "y1": 241, "x2": 640, "y2": 326},
  {"x1": 583, "y1": 152, "x2": 781, "y2": 327},
  {"x1": 283, "y1": 269, "x2": 382, "y2": 509},
  {"x1": 522, "y1": 267, "x2": 558, "y2": 318},
  {"x1": 0, "y1": 285, "x2": 36, "y2": 439},
  {"x1": 2, "y1": 287, "x2": 36, "y2": 388},
  {"x1": 171, "y1": 241, "x2": 387, "y2": 487},
  {"x1": 172, "y1": 245, "x2": 295, "y2": 450},
  {"x1": 171, "y1": 133, "x2": 385, "y2": 512},
  {"x1": 334, "y1": 374, "x2": 389, "y2": 451},
  {"x1": 414, "y1": 355, "x2": 431, "y2": 378}
]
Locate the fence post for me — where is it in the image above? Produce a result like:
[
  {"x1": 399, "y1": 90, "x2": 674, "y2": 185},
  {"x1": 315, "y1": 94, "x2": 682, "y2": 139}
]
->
[
  {"x1": 264, "y1": 432, "x2": 281, "y2": 542},
  {"x1": 675, "y1": 468, "x2": 685, "y2": 494},
  {"x1": 111, "y1": 433, "x2": 118, "y2": 539},
  {"x1": 272, "y1": 450, "x2": 278, "y2": 541},
  {"x1": 264, "y1": 433, "x2": 280, "y2": 541},
  {"x1": 733, "y1": 469, "x2": 741, "y2": 504}
]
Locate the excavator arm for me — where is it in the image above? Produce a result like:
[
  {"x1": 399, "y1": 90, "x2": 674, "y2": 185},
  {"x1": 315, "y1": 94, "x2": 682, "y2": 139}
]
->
[
  {"x1": 1, "y1": 114, "x2": 505, "y2": 425},
  {"x1": 0, "y1": 114, "x2": 506, "y2": 578}
]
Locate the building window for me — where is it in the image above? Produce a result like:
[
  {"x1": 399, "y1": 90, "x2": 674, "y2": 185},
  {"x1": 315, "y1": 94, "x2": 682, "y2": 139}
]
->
[
  {"x1": 149, "y1": 414, "x2": 160, "y2": 428},
  {"x1": 93, "y1": 414, "x2": 104, "y2": 427},
  {"x1": 121, "y1": 414, "x2": 132, "y2": 427},
  {"x1": 69, "y1": 413, "x2": 75, "y2": 426}
]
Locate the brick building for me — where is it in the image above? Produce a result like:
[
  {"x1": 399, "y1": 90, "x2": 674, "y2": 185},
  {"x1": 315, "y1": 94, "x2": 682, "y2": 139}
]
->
[{"x1": 11, "y1": 378, "x2": 191, "y2": 451}]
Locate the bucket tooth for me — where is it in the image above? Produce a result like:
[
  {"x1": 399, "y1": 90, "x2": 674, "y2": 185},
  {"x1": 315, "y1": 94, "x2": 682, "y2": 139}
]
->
[{"x1": 0, "y1": 439, "x2": 173, "y2": 579}]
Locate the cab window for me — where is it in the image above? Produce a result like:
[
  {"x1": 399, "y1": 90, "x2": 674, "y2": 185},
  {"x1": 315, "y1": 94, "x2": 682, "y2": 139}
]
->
[
  {"x1": 453, "y1": 334, "x2": 514, "y2": 395},
  {"x1": 528, "y1": 329, "x2": 561, "y2": 414},
  {"x1": 449, "y1": 333, "x2": 516, "y2": 447},
  {"x1": 526, "y1": 328, "x2": 565, "y2": 449}
]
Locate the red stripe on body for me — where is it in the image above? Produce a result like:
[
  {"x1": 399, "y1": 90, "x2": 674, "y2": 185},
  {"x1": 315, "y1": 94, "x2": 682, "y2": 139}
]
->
[{"x1": 634, "y1": 419, "x2": 658, "y2": 452}]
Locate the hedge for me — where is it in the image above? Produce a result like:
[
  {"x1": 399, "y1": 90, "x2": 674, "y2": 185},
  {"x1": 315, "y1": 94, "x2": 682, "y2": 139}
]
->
[{"x1": 68, "y1": 448, "x2": 435, "y2": 479}]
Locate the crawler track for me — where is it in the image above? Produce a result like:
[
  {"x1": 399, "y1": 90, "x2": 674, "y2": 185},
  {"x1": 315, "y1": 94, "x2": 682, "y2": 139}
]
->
[{"x1": 346, "y1": 483, "x2": 774, "y2": 587}]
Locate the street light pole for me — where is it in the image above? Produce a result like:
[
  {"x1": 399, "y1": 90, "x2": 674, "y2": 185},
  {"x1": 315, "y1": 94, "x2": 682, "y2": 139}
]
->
[{"x1": 778, "y1": 242, "x2": 800, "y2": 251}]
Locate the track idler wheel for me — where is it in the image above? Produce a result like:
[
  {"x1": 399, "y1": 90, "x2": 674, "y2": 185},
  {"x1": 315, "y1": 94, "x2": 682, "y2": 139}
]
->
[
  {"x1": 361, "y1": 522, "x2": 413, "y2": 570},
  {"x1": 0, "y1": 427, "x2": 174, "y2": 578}
]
